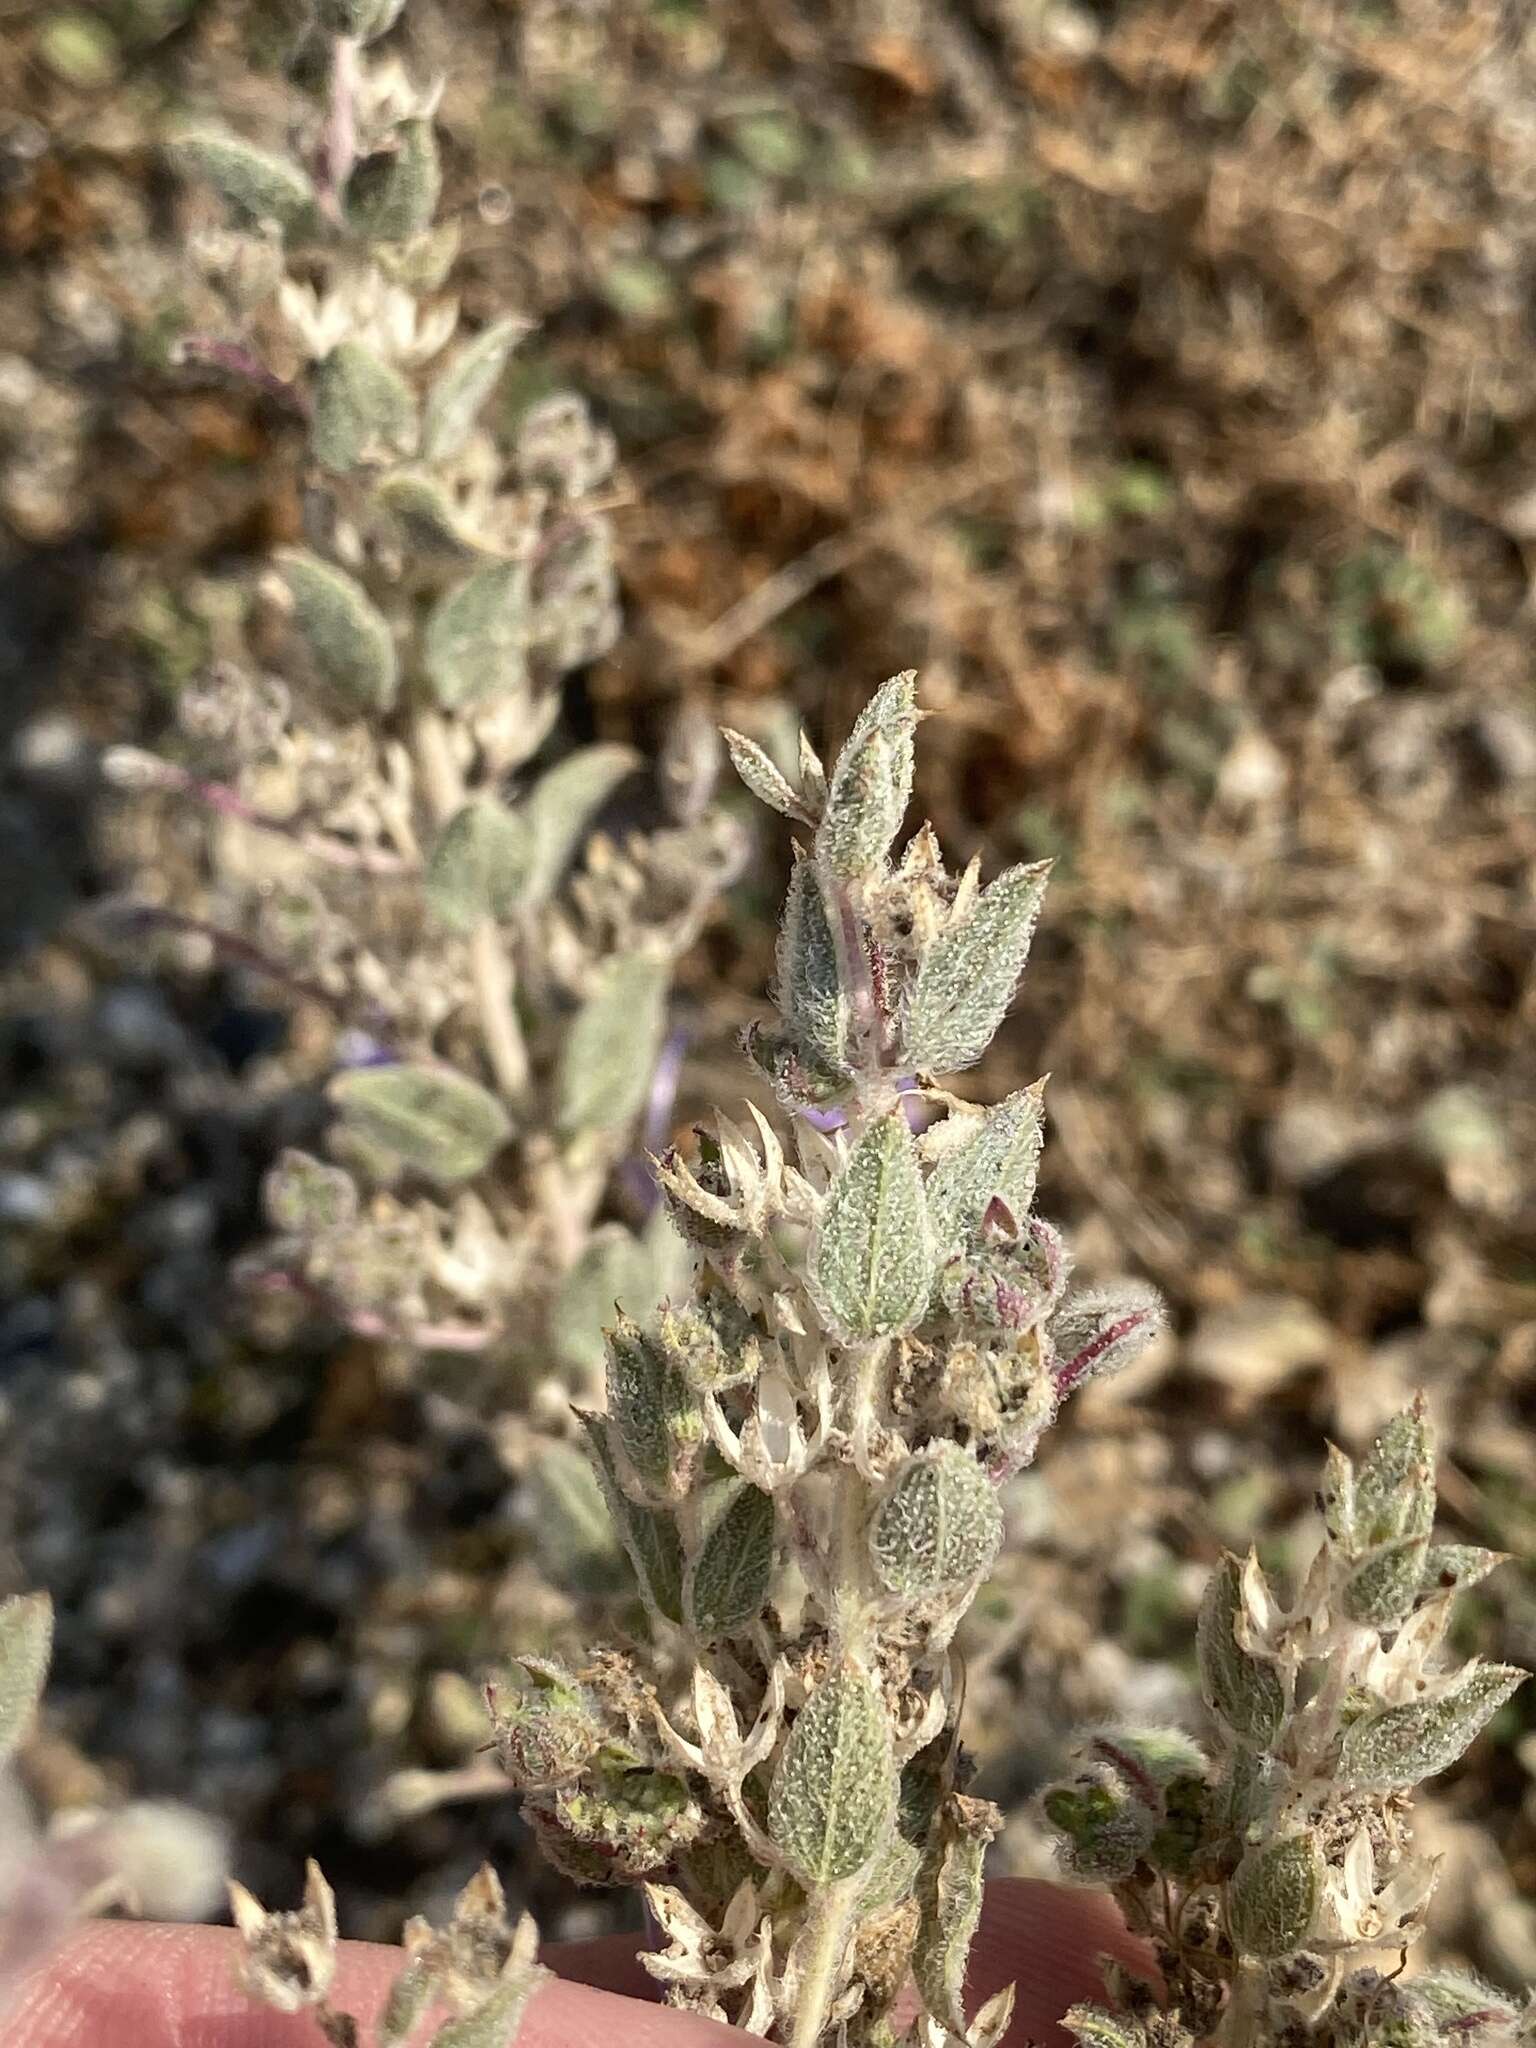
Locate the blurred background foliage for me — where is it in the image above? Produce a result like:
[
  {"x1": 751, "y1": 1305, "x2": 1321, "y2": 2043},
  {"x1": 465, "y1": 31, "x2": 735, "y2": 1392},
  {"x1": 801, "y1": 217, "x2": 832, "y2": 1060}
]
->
[{"x1": 0, "y1": 0, "x2": 1532, "y2": 1993}]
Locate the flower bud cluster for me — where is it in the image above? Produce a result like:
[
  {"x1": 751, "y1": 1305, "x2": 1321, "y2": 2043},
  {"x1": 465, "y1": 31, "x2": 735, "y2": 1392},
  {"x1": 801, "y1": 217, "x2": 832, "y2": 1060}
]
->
[
  {"x1": 1043, "y1": 1400, "x2": 1530, "y2": 2048},
  {"x1": 111, "y1": 0, "x2": 746, "y2": 1395},
  {"x1": 499, "y1": 675, "x2": 1166, "y2": 2047}
]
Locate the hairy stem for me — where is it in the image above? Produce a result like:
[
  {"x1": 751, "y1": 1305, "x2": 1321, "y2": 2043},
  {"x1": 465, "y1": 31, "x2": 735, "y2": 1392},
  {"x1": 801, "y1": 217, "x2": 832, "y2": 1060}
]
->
[{"x1": 789, "y1": 1875, "x2": 863, "y2": 2048}]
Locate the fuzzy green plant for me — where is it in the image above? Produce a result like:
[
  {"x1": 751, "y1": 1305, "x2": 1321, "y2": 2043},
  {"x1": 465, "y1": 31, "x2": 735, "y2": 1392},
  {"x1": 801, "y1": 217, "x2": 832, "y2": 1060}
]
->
[
  {"x1": 101, "y1": 0, "x2": 741, "y2": 1426},
  {"x1": 1042, "y1": 1402, "x2": 1533, "y2": 2048},
  {"x1": 486, "y1": 676, "x2": 1531, "y2": 2048},
  {"x1": 488, "y1": 672, "x2": 1168, "y2": 2047}
]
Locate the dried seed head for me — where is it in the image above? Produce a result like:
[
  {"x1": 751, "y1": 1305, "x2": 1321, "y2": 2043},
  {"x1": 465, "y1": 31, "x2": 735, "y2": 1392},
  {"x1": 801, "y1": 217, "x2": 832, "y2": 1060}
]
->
[
  {"x1": 229, "y1": 1862, "x2": 339, "y2": 2014},
  {"x1": 486, "y1": 1662, "x2": 604, "y2": 1790}
]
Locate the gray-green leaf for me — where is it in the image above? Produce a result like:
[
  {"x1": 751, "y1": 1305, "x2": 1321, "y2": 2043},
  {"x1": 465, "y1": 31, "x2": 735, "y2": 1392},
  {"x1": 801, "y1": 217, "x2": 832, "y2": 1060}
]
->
[
  {"x1": 171, "y1": 132, "x2": 314, "y2": 228},
  {"x1": 685, "y1": 1481, "x2": 775, "y2": 1638},
  {"x1": 311, "y1": 341, "x2": 417, "y2": 471},
  {"x1": 768, "y1": 1665, "x2": 896, "y2": 1886},
  {"x1": 721, "y1": 726, "x2": 813, "y2": 824},
  {"x1": 425, "y1": 802, "x2": 532, "y2": 934},
  {"x1": 925, "y1": 1085, "x2": 1045, "y2": 1260},
  {"x1": 1420, "y1": 1544, "x2": 1507, "y2": 1596},
  {"x1": 1339, "y1": 1664, "x2": 1525, "y2": 1791},
  {"x1": 581, "y1": 1414, "x2": 684, "y2": 1625},
  {"x1": 776, "y1": 855, "x2": 849, "y2": 1076},
  {"x1": 815, "y1": 672, "x2": 918, "y2": 881},
  {"x1": 869, "y1": 1444, "x2": 1002, "y2": 1598},
  {"x1": 557, "y1": 954, "x2": 668, "y2": 1136},
  {"x1": 422, "y1": 317, "x2": 524, "y2": 462},
  {"x1": 1341, "y1": 1535, "x2": 1429, "y2": 1630},
  {"x1": 1196, "y1": 1554, "x2": 1286, "y2": 1748},
  {"x1": 903, "y1": 861, "x2": 1051, "y2": 1075},
  {"x1": 280, "y1": 550, "x2": 398, "y2": 711},
  {"x1": 345, "y1": 120, "x2": 441, "y2": 243},
  {"x1": 379, "y1": 1957, "x2": 436, "y2": 2048},
  {"x1": 550, "y1": 1226, "x2": 655, "y2": 1379},
  {"x1": 329, "y1": 1064, "x2": 512, "y2": 1184},
  {"x1": 811, "y1": 1113, "x2": 933, "y2": 1340},
  {"x1": 520, "y1": 745, "x2": 640, "y2": 904},
  {"x1": 424, "y1": 562, "x2": 530, "y2": 710},
  {"x1": 429, "y1": 1970, "x2": 547, "y2": 2048},
  {"x1": 0, "y1": 1593, "x2": 52, "y2": 1768},
  {"x1": 1229, "y1": 1834, "x2": 1322, "y2": 1958},
  {"x1": 604, "y1": 1315, "x2": 700, "y2": 1497}
]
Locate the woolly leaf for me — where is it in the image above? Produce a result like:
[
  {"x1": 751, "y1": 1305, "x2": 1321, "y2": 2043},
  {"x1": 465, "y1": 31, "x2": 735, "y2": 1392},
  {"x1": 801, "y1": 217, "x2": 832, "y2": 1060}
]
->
[
  {"x1": 685, "y1": 1481, "x2": 775, "y2": 1638},
  {"x1": 925, "y1": 1085, "x2": 1046, "y2": 1260},
  {"x1": 311, "y1": 341, "x2": 416, "y2": 471},
  {"x1": 1339, "y1": 1664, "x2": 1525, "y2": 1790},
  {"x1": 815, "y1": 672, "x2": 918, "y2": 881},
  {"x1": 524, "y1": 1441, "x2": 623, "y2": 1595},
  {"x1": 0, "y1": 1593, "x2": 52, "y2": 1768},
  {"x1": 429, "y1": 1971, "x2": 546, "y2": 2048},
  {"x1": 776, "y1": 854, "x2": 850, "y2": 1077},
  {"x1": 869, "y1": 1444, "x2": 1002, "y2": 1598},
  {"x1": 1341, "y1": 1535, "x2": 1429, "y2": 1629},
  {"x1": 557, "y1": 953, "x2": 668, "y2": 1136},
  {"x1": 1229, "y1": 1833, "x2": 1322, "y2": 1958},
  {"x1": 912, "y1": 1795, "x2": 997, "y2": 2032},
  {"x1": 379, "y1": 1958, "x2": 436, "y2": 2048},
  {"x1": 345, "y1": 120, "x2": 441, "y2": 242},
  {"x1": 422, "y1": 318, "x2": 524, "y2": 462},
  {"x1": 1196, "y1": 1554, "x2": 1286, "y2": 1747},
  {"x1": 581, "y1": 1416, "x2": 684, "y2": 1626},
  {"x1": 1420, "y1": 1544, "x2": 1507, "y2": 1596},
  {"x1": 171, "y1": 132, "x2": 314, "y2": 228},
  {"x1": 768, "y1": 1665, "x2": 896, "y2": 1886},
  {"x1": 604, "y1": 1314, "x2": 701, "y2": 1499},
  {"x1": 520, "y1": 745, "x2": 640, "y2": 904},
  {"x1": 280, "y1": 551, "x2": 398, "y2": 711},
  {"x1": 550, "y1": 1227, "x2": 654, "y2": 1378},
  {"x1": 1354, "y1": 1403, "x2": 1436, "y2": 1547},
  {"x1": 423, "y1": 562, "x2": 530, "y2": 710},
  {"x1": 329, "y1": 1064, "x2": 511, "y2": 1184},
  {"x1": 811, "y1": 1113, "x2": 933, "y2": 1340},
  {"x1": 424, "y1": 801, "x2": 532, "y2": 933},
  {"x1": 721, "y1": 727, "x2": 813, "y2": 824},
  {"x1": 903, "y1": 861, "x2": 1050, "y2": 1075}
]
